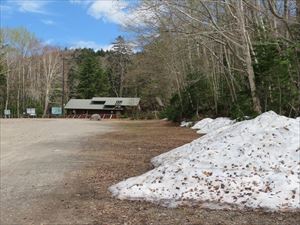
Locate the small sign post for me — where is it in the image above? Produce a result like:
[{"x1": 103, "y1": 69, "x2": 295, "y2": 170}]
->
[
  {"x1": 26, "y1": 108, "x2": 36, "y2": 117},
  {"x1": 51, "y1": 107, "x2": 62, "y2": 116},
  {"x1": 4, "y1": 109, "x2": 11, "y2": 118}
]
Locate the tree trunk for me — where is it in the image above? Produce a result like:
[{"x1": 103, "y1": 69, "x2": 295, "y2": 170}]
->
[
  {"x1": 187, "y1": 38, "x2": 193, "y2": 70},
  {"x1": 43, "y1": 87, "x2": 49, "y2": 118},
  {"x1": 237, "y1": 0, "x2": 262, "y2": 114},
  {"x1": 297, "y1": 0, "x2": 300, "y2": 23},
  {"x1": 17, "y1": 64, "x2": 21, "y2": 118},
  {"x1": 17, "y1": 88, "x2": 20, "y2": 118},
  {"x1": 5, "y1": 67, "x2": 9, "y2": 110},
  {"x1": 119, "y1": 61, "x2": 124, "y2": 97},
  {"x1": 22, "y1": 62, "x2": 25, "y2": 114}
]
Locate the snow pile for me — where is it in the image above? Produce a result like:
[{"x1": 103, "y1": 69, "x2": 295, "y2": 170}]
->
[
  {"x1": 196, "y1": 117, "x2": 235, "y2": 134},
  {"x1": 191, "y1": 118, "x2": 213, "y2": 130},
  {"x1": 180, "y1": 121, "x2": 193, "y2": 128},
  {"x1": 109, "y1": 111, "x2": 300, "y2": 211}
]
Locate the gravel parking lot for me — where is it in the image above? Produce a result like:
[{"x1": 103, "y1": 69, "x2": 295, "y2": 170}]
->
[
  {"x1": 0, "y1": 119, "x2": 114, "y2": 224},
  {"x1": 1, "y1": 119, "x2": 299, "y2": 225}
]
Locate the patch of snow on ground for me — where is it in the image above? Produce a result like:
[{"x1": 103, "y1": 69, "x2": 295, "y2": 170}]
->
[
  {"x1": 196, "y1": 117, "x2": 235, "y2": 134},
  {"x1": 180, "y1": 121, "x2": 193, "y2": 127},
  {"x1": 191, "y1": 118, "x2": 213, "y2": 130},
  {"x1": 109, "y1": 111, "x2": 300, "y2": 211}
]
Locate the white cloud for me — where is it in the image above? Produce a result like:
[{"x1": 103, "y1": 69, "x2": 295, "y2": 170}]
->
[
  {"x1": 0, "y1": 5, "x2": 12, "y2": 13},
  {"x1": 70, "y1": 0, "x2": 150, "y2": 27},
  {"x1": 14, "y1": 0, "x2": 49, "y2": 14},
  {"x1": 0, "y1": 4, "x2": 14, "y2": 18},
  {"x1": 87, "y1": 0, "x2": 129, "y2": 25},
  {"x1": 70, "y1": 41, "x2": 113, "y2": 51},
  {"x1": 42, "y1": 19, "x2": 55, "y2": 25},
  {"x1": 69, "y1": 0, "x2": 92, "y2": 5}
]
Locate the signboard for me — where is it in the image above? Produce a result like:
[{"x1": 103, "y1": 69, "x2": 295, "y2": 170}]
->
[
  {"x1": 26, "y1": 108, "x2": 36, "y2": 116},
  {"x1": 4, "y1": 109, "x2": 11, "y2": 116},
  {"x1": 51, "y1": 107, "x2": 62, "y2": 115}
]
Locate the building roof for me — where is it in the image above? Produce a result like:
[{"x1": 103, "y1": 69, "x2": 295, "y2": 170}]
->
[
  {"x1": 65, "y1": 99, "x2": 104, "y2": 110},
  {"x1": 65, "y1": 97, "x2": 140, "y2": 110},
  {"x1": 91, "y1": 97, "x2": 140, "y2": 106}
]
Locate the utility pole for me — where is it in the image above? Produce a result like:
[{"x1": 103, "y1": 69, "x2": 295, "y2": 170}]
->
[{"x1": 62, "y1": 56, "x2": 65, "y2": 117}]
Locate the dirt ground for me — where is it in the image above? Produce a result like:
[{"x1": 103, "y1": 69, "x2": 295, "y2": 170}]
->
[{"x1": 1, "y1": 119, "x2": 299, "y2": 225}]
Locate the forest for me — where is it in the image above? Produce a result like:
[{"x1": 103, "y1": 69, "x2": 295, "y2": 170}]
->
[{"x1": 0, "y1": 0, "x2": 299, "y2": 120}]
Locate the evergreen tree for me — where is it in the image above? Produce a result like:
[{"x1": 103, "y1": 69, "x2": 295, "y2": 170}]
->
[{"x1": 69, "y1": 48, "x2": 110, "y2": 99}]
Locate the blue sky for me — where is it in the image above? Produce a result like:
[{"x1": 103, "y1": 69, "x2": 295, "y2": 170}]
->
[{"x1": 0, "y1": 0, "x2": 136, "y2": 50}]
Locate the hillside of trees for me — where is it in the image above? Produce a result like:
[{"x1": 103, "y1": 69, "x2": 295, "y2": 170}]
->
[
  {"x1": 1, "y1": 0, "x2": 299, "y2": 120},
  {"x1": 0, "y1": 30, "x2": 135, "y2": 117}
]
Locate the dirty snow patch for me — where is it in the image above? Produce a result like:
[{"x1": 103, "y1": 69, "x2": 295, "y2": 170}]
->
[
  {"x1": 191, "y1": 118, "x2": 213, "y2": 130},
  {"x1": 109, "y1": 111, "x2": 300, "y2": 211},
  {"x1": 180, "y1": 121, "x2": 193, "y2": 127},
  {"x1": 196, "y1": 117, "x2": 235, "y2": 134}
]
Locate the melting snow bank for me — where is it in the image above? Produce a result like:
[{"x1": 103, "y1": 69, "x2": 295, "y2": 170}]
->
[
  {"x1": 192, "y1": 117, "x2": 235, "y2": 134},
  {"x1": 109, "y1": 111, "x2": 300, "y2": 211},
  {"x1": 191, "y1": 118, "x2": 213, "y2": 130},
  {"x1": 180, "y1": 121, "x2": 193, "y2": 128}
]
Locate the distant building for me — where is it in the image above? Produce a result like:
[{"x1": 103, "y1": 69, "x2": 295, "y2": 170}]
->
[{"x1": 64, "y1": 97, "x2": 140, "y2": 118}]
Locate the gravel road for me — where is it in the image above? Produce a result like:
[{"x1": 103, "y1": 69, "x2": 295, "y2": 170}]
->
[{"x1": 0, "y1": 119, "x2": 115, "y2": 224}]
